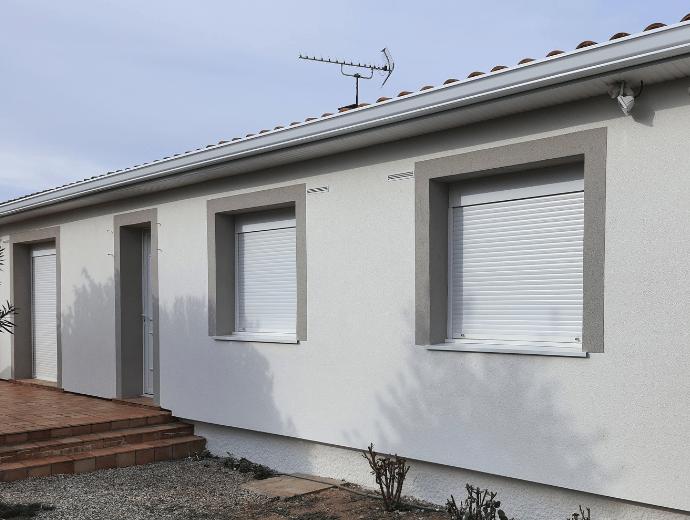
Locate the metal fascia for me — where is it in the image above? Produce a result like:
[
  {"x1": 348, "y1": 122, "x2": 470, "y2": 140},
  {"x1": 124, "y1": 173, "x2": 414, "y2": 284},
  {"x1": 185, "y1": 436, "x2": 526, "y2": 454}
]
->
[{"x1": 1, "y1": 23, "x2": 689, "y2": 220}]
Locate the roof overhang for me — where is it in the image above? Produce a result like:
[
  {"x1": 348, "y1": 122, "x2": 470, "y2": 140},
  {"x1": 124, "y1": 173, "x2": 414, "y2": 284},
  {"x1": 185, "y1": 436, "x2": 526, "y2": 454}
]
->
[{"x1": 1, "y1": 22, "x2": 689, "y2": 225}]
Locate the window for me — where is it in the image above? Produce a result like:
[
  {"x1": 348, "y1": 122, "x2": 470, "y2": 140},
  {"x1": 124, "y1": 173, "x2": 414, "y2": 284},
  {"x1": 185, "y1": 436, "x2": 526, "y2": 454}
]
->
[
  {"x1": 234, "y1": 208, "x2": 297, "y2": 338},
  {"x1": 414, "y1": 129, "x2": 606, "y2": 355},
  {"x1": 447, "y1": 165, "x2": 584, "y2": 352},
  {"x1": 207, "y1": 184, "x2": 307, "y2": 343}
]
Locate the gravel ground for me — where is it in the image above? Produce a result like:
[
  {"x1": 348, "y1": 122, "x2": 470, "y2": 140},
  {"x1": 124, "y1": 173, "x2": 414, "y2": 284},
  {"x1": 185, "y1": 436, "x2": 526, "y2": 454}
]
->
[{"x1": 0, "y1": 458, "x2": 273, "y2": 520}]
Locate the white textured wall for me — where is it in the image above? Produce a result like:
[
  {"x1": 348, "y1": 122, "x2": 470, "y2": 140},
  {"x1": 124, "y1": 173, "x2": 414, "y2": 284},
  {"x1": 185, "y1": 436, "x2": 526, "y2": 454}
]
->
[
  {"x1": 157, "y1": 79, "x2": 690, "y2": 512},
  {"x1": 0, "y1": 234, "x2": 11, "y2": 379},
  {"x1": 58, "y1": 215, "x2": 117, "y2": 397},
  {"x1": 194, "y1": 421, "x2": 689, "y2": 520}
]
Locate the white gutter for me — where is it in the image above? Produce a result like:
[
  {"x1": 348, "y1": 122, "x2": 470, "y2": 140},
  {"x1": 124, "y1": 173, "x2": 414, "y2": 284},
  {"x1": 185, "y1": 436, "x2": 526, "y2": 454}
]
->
[{"x1": 1, "y1": 21, "x2": 689, "y2": 220}]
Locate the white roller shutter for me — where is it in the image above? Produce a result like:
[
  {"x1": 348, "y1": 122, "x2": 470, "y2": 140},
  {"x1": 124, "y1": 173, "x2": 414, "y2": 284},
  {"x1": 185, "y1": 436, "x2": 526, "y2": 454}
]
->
[
  {"x1": 452, "y1": 191, "x2": 584, "y2": 342},
  {"x1": 236, "y1": 209, "x2": 296, "y2": 334},
  {"x1": 32, "y1": 245, "x2": 58, "y2": 382}
]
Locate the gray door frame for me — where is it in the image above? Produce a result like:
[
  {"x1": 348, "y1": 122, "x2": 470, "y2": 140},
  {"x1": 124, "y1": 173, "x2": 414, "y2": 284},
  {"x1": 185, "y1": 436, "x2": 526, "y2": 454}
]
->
[
  {"x1": 114, "y1": 209, "x2": 159, "y2": 404},
  {"x1": 9, "y1": 227, "x2": 61, "y2": 386}
]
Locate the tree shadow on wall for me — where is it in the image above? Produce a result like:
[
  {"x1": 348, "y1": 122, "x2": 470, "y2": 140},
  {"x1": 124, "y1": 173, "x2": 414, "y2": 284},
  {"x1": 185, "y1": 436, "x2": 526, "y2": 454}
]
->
[
  {"x1": 158, "y1": 295, "x2": 294, "y2": 437},
  {"x1": 61, "y1": 269, "x2": 115, "y2": 396},
  {"x1": 344, "y1": 303, "x2": 618, "y2": 496}
]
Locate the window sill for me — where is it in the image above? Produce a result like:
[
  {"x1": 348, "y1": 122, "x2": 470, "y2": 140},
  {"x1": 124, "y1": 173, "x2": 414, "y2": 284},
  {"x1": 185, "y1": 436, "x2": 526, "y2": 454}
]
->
[
  {"x1": 213, "y1": 333, "x2": 299, "y2": 344},
  {"x1": 428, "y1": 339, "x2": 587, "y2": 357}
]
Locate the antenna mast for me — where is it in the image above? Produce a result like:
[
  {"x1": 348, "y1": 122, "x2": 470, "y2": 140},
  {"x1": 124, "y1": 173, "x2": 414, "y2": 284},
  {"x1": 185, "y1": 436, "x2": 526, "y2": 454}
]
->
[{"x1": 299, "y1": 47, "x2": 394, "y2": 109}]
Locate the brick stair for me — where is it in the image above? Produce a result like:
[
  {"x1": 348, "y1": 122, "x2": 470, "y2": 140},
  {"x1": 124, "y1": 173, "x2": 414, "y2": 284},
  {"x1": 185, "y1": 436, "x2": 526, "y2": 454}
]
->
[{"x1": 0, "y1": 414, "x2": 206, "y2": 482}]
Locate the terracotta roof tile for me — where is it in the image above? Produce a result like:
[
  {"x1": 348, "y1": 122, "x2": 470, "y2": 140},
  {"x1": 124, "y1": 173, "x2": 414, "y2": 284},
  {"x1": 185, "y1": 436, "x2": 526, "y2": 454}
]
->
[{"x1": 3, "y1": 13, "x2": 689, "y2": 207}]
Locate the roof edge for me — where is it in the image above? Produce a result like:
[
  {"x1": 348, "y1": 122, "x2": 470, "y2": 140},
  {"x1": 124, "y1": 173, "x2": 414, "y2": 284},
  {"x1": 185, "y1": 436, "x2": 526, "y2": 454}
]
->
[{"x1": 2, "y1": 21, "x2": 690, "y2": 221}]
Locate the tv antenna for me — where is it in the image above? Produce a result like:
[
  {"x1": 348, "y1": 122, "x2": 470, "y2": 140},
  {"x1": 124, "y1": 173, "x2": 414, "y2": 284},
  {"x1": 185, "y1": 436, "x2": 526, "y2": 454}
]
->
[{"x1": 299, "y1": 47, "x2": 394, "y2": 110}]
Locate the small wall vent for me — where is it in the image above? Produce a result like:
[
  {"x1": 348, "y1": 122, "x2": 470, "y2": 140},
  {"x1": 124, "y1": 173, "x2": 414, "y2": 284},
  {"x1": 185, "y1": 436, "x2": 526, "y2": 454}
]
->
[
  {"x1": 388, "y1": 171, "x2": 414, "y2": 181},
  {"x1": 307, "y1": 186, "x2": 329, "y2": 194}
]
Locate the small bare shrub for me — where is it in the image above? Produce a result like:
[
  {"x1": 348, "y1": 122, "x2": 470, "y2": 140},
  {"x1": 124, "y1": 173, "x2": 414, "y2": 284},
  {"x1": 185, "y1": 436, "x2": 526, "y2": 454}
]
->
[
  {"x1": 568, "y1": 505, "x2": 591, "y2": 520},
  {"x1": 446, "y1": 484, "x2": 512, "y2": 520},
  {"x1": 362, "y1": 443, "x2": 410, "y2": 512},
  {"x1": 223, "y1": 452, "x2": 276, "y2": 480}
]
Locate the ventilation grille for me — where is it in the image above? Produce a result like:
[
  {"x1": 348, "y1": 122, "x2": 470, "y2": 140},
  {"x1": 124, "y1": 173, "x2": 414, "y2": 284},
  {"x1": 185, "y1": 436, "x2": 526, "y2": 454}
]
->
[
  {"x1": 388, "y1": 171, "x2": 414, "y2": 181},
  {"x1": 307, "y1": 186, "x2": 329, "y2": 194}
]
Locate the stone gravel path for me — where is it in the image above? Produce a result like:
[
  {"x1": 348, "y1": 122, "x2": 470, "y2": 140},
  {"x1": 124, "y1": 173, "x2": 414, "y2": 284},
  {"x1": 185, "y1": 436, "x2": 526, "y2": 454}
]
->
[{"x1": 0, "y1": 458, "x2": 271, "y2": 519}]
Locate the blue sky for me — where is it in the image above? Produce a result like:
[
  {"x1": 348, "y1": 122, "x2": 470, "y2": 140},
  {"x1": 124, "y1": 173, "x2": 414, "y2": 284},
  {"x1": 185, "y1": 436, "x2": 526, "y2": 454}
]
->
[{"x1": 1, "y1": 1, "x2": 687, "y2": 203}]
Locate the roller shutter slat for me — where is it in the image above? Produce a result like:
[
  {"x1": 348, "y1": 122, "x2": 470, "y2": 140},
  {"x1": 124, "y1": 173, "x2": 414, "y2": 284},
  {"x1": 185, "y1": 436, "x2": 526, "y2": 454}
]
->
[
  {"x1": 452, "y1": 191, "x2": 583, "y2": 341},
  {"x1": 32, "y1": 252, "x2": 58, "y2": 382},
  {"x1": 237, "y1": 225, "x2": 296, "y2": 333}
]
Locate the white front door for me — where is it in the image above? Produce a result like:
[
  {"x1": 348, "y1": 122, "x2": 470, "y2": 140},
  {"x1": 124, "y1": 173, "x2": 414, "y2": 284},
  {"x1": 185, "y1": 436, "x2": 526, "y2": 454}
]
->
[
  {"x1": 142, "y1": 230, "x2": 154, "y2": 396},
  {"x1": 31, "y1": 244, "x2": 58, "y2": 382}
]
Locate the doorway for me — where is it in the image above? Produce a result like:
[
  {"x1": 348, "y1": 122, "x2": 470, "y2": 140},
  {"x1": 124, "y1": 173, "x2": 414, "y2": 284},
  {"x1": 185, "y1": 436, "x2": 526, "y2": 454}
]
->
[
  {"x1": 142, "y1": 230, "x2": 153, "y2": 396},
  {"x1": 115, "y1": 209, "x2": 158, "y2": 403}
]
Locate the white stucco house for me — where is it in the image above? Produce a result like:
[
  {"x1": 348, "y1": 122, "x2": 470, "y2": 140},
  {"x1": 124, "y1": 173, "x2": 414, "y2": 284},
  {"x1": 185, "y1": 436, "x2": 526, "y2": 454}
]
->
[{"x1": 1, "y1": 13, "x2": 689, "y2": 519}]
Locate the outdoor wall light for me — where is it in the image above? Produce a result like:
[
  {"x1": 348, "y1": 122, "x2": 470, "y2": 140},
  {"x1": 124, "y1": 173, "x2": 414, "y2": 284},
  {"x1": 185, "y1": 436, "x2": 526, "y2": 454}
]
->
[{"x1": 609, "y1": 80, "x2": 643, "y2": 115}]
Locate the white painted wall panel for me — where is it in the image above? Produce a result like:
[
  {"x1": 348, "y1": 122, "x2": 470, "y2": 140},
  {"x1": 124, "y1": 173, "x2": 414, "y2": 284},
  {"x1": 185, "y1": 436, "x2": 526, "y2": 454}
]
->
[{"x1": 59, "y1": 215, "x2": 117, "y2": 398}]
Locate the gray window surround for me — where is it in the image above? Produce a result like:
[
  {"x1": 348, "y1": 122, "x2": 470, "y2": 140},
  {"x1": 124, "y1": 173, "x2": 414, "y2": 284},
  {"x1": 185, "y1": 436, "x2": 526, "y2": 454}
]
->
[
  {"x1": 114, "y1": 209, "x2": 160, "y2": 403},
  {"x1": 414, "y1": 128, "x2": 606, "y2": 353},
  {"x1": 207, "y1": 184, "x2": 307, "y2": 341},
  {"x1": 9, "y1": 227, "x2": 62, "y2": 384}
]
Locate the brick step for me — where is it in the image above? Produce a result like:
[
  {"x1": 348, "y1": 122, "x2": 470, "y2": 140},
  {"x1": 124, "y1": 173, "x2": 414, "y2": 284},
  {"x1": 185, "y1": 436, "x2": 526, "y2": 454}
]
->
[
  {"x1": 0, "y1": 412, "x2": 177, "y2": 447},
  {"x1": 0, "y1": 435, "x2": 206, "y2": 482},
  {"x1": 0, "y1": 422, "x2": 195, "y2": 464}
]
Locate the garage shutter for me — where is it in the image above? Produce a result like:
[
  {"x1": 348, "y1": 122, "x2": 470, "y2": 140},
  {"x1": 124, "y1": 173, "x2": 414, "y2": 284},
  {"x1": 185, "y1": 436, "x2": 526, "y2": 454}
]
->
[
  {"x1": 236, "y1": 209, "x2": 296, "y2": 334},
  {"x1": 452, "y1": 191, "x2": 584, "y2": 342},
  {"x1": 32, "y1": 246, "x2": 58, "y2": 382}
]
